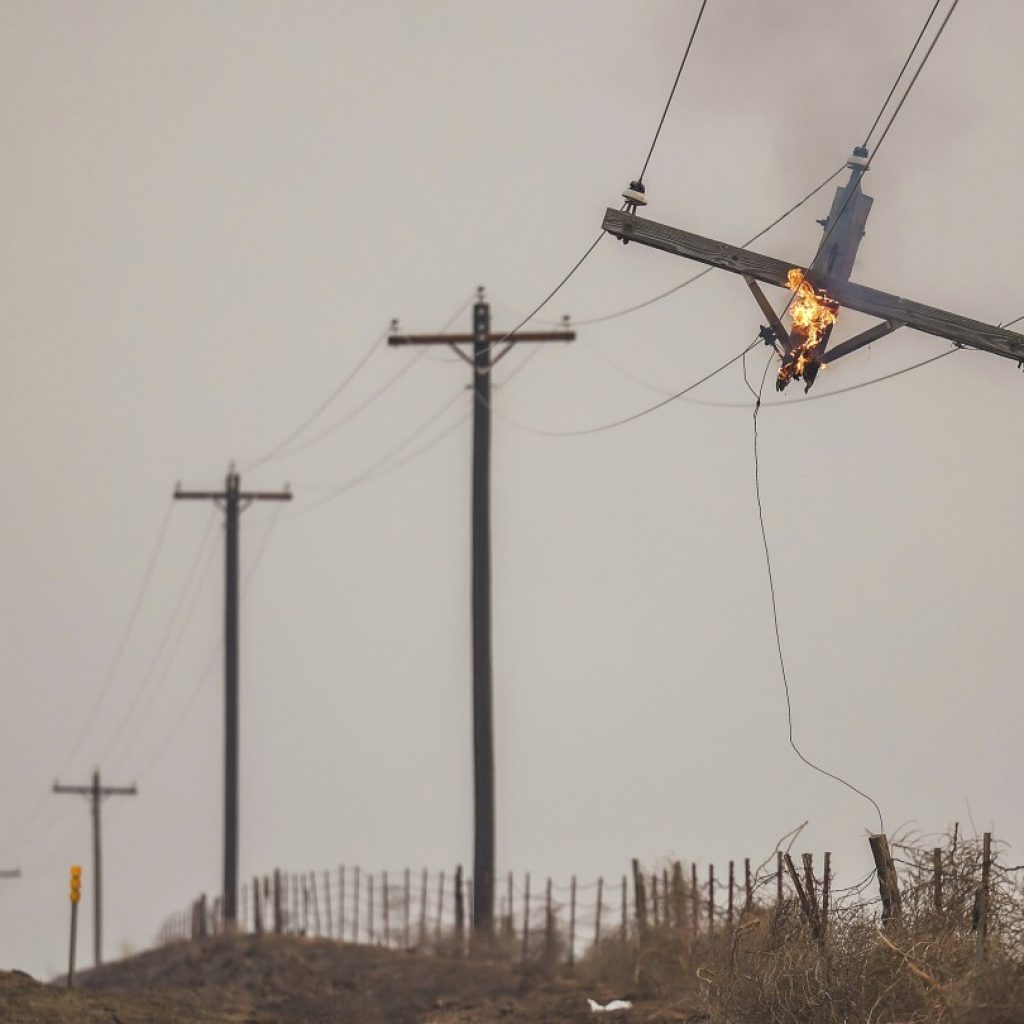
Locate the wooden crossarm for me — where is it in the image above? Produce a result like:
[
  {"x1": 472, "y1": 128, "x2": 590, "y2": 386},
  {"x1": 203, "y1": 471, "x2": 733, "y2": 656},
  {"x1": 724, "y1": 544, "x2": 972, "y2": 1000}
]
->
[{"x1": 602, "y1": 208, "x2": 1024, "y2": 364}]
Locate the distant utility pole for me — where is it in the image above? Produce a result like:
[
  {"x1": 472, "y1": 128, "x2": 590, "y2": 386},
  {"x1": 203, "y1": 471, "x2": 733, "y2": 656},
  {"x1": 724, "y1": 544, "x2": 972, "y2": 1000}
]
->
[
  {"x1": 389, "y1": 288, "x2": 575, "y2": 938},
  {"x1": 52, "y1": 770, "x2": 137, "y2": 965},
  {"x1": 174, "y1": 464, "x2": 292, "y2": 928}
]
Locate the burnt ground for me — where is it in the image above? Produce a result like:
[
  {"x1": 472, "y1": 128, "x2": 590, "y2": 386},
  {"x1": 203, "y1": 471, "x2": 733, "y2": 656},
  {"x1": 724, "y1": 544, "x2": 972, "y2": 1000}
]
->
[{"x1": 0, "y1": 934, "x2": 702, "y2": 1023}]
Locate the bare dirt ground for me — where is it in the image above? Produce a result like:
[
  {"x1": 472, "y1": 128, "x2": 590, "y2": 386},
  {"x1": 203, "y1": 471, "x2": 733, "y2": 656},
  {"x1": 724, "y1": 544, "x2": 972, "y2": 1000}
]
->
[{"x1": 0, "y1": 934, "x2": 700, "y2": 1023}]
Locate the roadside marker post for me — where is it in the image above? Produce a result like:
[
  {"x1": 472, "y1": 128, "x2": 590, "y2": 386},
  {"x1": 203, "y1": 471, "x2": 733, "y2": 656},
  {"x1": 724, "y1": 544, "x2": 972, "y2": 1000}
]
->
[{"x1": 68, "y1": 865, "x2": 82, "y2": 988}]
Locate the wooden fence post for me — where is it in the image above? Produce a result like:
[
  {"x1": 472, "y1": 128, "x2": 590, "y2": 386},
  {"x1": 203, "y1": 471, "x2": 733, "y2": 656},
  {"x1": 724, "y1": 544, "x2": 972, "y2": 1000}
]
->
[
  {"x1": 868, "y1": 835, "x2": 903, "y2": 926},
  {"x1": 543, "y1": 878, "x2": 554, "y2": 965},
  {"x1": 784, "y1": 854, "x2": 821, "y2": 941},
  {"x1": 505, "y1": 871, "x2": 514, "y2": 938},
  {"x1": 594, "y1": 876, "x2": 604, "y2": 946},
  {"x1": 671, "y1": 861, "x2": 685, "y2": 932},
  {"x1": 620, "y1": 875, "x2": 627, "y2": 942},
  {"x1": 802, "y1": 854, "x2": 820, "y2": 923},
  {"x1": 744, "y1": 857, "x2": 752, "y2": 910},
  {"x1": 310, "y1": 872, "x2": 321, "y2": 936},
  {"x1": 291, "y1": 875, "x2": 298, "y2": 934},
  {"x1": 302, "y1": 875, "x2": 310, "y2": 935},
  {"x1": 403, "y1": 867, "x2": 411, "y2": 949},
  {"x1": 199, "y1": 893, "x2": 208, "y2": 938},
  {"x1": 568, "y1": 875, "x2": 577, "y2": 974},
  {"x1": 436, "y1": 871, "x2": 445, "y2": 942},
  {"x1": 241, "y1": 883, "x2": 248, "y2": 932},
  {"x1": 253, "y1": 875, "x2": 263, "y2": 934},
  {"x1": 353, "y1": 866, "x2": 360, "y2": 943},
  {"x1": 454, "y1": 865, "x2": 465, "y2": 955},
  {"x1": 708, "y1": 865, "x2": 715, "y2": 937},
  {"x1": 690, "y1": 863, "x2": 699, "y2": 940},
  {"x1": 522, "y1": 871, "x2": 531, "y2": 965},
  {"x1": 382, "y1": 871, "x2": 390, "y2": 947},
  {"x1": 368, "y1": 872, "x2": 375, "y2": 944},
  {"x1": 651, "y1": 873, "x2": 659, "y2": 927},
  {"x1": 419, "y1": 868, "x2": 429, "y2": 948},
  {"x1": 933, "y1": 848, "x2": 943, "y2": 912},
  {"x1": 631, "y1": 860, "x2": 648, "y2": 942},
  {"x1": 776, "y1": 851, "x2": 783, "y2": 907},
  {"x1": 273, "y1": 870, "x2": 282, "y2": 934},
  {"x1": 727, "y1": 861, "x2": 735, "y2": 927},
  {"x1": 339, "y1": 866, "x2": 345, "y2": 943},
  {"x1": 466, "y1": 878, "x2": 473, "y2": 946},
  {"x1": 821, "y1": 852, "x2": 831, "y2": 946},
  {"x1": 324, "y1": 870, "x2": 333, "y2": 939},
  {"x1": 975, "y1": 832, "x2": 992, "y2": 968}
]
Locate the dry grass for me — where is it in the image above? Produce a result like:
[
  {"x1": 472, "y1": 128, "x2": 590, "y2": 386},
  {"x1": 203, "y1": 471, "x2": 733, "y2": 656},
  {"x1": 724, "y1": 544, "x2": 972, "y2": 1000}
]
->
[{"x1": 580, "y1": 831, "x2": 1024, "y2": 1023}]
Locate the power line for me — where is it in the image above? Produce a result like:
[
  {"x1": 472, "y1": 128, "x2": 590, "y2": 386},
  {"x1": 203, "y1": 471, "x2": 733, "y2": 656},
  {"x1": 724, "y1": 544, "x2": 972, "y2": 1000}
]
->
[
  {"x1": 637, "y1": 0, "x2": 711, "y2": 184},
  {"x1": 862, "y1": 0, "x2": 944, "y2": 148},
  {"x1": 54, "y1": 500, "x2": 176, "y2": 779},
  {"x1": 244, "y1": 329, "x2": 388, "y2": 470},
  {"x1": 749, "y1": 354, "x2": 885, "y2": 832},
  {"x1": 869, "y1": 0, "x2": 961, "y2": 161},
  {"x1": 285, "y1": 390, "x2": 469, "y2": 520},
  {"x1": 490, "y1": 338, "x2": 760, "y2": 438}
]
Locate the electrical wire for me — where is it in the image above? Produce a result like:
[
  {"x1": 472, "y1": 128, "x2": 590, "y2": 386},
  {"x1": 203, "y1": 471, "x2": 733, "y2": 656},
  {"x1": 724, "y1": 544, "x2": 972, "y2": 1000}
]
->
[
  {"x1": 749, "y1": 354, "x2": 885, "y2": 832},
  {"x1": 131, "y1": 507, "x2": 284, "y2": 782},
  {"x1": 284, "y1": 390, "x2": 469, "y2": 520},
  {"x1": 490, "y1": 338, "x2": 760, "y2": 437},
  {"x1": 53, "y1": 499, "x2": 176, "y2": 780},
  {"x1": 637, "y1": 0, "x2": 711, "y2": 184},
  {"x1": 862, "y1": 0, "x2": 944, "y2": 148}
]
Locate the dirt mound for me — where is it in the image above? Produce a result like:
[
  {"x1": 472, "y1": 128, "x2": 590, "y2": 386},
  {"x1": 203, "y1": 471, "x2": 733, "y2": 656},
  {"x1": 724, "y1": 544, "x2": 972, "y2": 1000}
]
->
[{"x1": 0, "y1": 935, "x2": 643, "y2": 1023}]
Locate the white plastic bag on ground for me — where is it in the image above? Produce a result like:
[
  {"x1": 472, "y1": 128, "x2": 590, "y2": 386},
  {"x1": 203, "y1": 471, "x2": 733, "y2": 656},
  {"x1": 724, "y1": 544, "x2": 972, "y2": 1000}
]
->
[{"x1": 588, "y1": 997, "x2": 633, "y2": 1013}]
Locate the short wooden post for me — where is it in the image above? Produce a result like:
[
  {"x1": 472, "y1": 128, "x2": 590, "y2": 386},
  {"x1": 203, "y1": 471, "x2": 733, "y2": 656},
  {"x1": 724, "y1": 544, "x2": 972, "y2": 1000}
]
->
[
  {"x1": 352, "y1": 866, "x2": 360, "y2": 943},
  {"x1": 273, "y1": 870, "x2": 283, "y2": 934},
  {"x1": 776, "y1": 851, "x2": 784, "y2": 906},
  {"x1": 403, "y1": 867, "x2": 411, "y2": 949},
  {"x1": 505, "y1": 870, "x2": 514, "y2": 937},
  {"x1": 975, "y1": 832, "x2": 992, "y2": 968},
  {"x1": 543, "y1": 877, "x2": 554, "y2": 964},
  {"x1": 933, "y1": 848, "x2": 943, "y2": 912},
  {"x1": 671, "y1": 861, "x2": 685, "y2": 932},
  {"x1": 802, "y1": 854, "x2": 820, "y2": 922},
  {"x1": 253, "y1": 875, "x2": 263, "y2": 933},
  {"x1": 594, "y1": 876, "x2": 604, "y2": 946},
  {"x1": 367, "y1": 872, "x2": 375, "y2": 944},
  {"x1": 708, "y1": 865, "x2": 715, "y2": 936},
  {"x1": 784, "y1": 854, "x2": 821, "y2": 941},
  {"x1": 419, "y1": 867, "x2": 429, "y2": 948},
  {"x1": 744, "y1": 857, "x2": 752, "y2": 910},
  {"x1": 310, "y1": 872, "x2": 321, "y2": 936},
  {"x1": 199, "y1": 893, "x2": 208, "y2": 938},
  {"x1": 324, "y1": 870, "x2": 333, "y2": 938},
  {"x1": 568, "y1": 875, "x2": 577, "y2": 974},
  {"x1": 301, "y1": 875, "x2": 309, "y2": 935},
  {"x1": 631, "y1": 859, "x2": 648, "y2": 941},
  {"x1": 690, "y1": 863, "x2": 699, "y2": 939},
  {"x1": 821, "y1": 852, "x2": 831, "y2": 946},
  {"x1": 454, "y1": 864, "x2": 465, "y2": 955},
  {"x1": 620, "y1": 875, "x2": 627, "y2": 942},
  {"x1": 435, "y1": 871, "x2": 445, "y2": 942},
  {"x1": 522, "y1": 871, "x2": 531, "y2": 965},
  {"x1": 466, "y1": 878, "x2": 473, "y2": 945},
  {"x1": 339, "y1": 866, "x2": 345, "y2": 942},
  {"x1": 241, "y1": 883, "x2": 248, "y2": 931},
  {"x1": 868, "y1": 835, "x2": 903, "y2": 926},
  {"x1": 382, "y1": 870, "x2": 390, "y2": 947},
  {"x1": 727, "y1": 861, "x2": 735, "y2": 927},
  {"x1": 290, "y1": 875, "x2": 298, "y2": 934},
  {"x1": 651, "y1": 873, "x2": 659, "y2": 926}
]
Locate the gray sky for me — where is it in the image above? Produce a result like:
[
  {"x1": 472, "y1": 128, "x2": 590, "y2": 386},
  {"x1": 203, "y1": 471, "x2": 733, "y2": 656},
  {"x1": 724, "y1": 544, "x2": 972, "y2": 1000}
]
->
[{"x1": 2, "y1": 0, "x2": 1022, "y2": 977}]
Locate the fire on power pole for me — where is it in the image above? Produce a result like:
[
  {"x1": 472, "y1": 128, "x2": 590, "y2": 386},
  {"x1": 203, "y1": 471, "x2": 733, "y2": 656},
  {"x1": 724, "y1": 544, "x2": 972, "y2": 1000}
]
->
[
  {"x1": 174, "y1": 464, "x2": 291, "y2": 928},
  {"x1": 605, "y1": 148, "x2": 1024, "y2": 388},
  {"x1": 388, "y1": 288, "x2": 575, "y2": 938},
  {"x1": 52, "y1": 770, "x2": 136, "y2": 966}
]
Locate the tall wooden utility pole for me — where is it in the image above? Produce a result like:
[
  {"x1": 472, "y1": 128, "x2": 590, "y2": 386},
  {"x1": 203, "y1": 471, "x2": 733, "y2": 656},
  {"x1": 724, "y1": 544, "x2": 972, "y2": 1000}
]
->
[
  {"x1": 602, "y1": 147, "x2": 1024, "y2": 383},
  {"x1": 174, "y1": 464, "x2": 291, "y2": 928},
  {"x1": 388, "y1": 288, "x2": 575, "y2": 938},
  {"x1": 52, "y1": 771, "x2": 136, "y2": 965}
]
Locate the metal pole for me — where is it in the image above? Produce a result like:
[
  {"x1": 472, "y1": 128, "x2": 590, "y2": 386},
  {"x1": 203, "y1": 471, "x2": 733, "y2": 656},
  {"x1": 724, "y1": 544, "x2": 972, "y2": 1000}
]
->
[
  {"x1": 224, "y1": 468, "x2": 240, "y2": 927},
  {"x1": 92, "y1": 770, "x2": 102, "y2": 965},
  {"x1": 471, "y1": 292, "x2": 495, "y2": 938},
  {"x1": 68, "y1": 901, "x2": 78, "y2": 988}
]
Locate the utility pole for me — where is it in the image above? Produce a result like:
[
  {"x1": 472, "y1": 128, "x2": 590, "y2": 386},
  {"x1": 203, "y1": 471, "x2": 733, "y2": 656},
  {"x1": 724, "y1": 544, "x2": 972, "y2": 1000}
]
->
[
  {"x1": 52, "y1": 770, "x2": 137, "y2": 965},
  {"x1": 388, "y1": 288, "x2": 575, "y2": 938},
  {"x1": 174, "y1": 464, "x2": 291, "y2": 928}
]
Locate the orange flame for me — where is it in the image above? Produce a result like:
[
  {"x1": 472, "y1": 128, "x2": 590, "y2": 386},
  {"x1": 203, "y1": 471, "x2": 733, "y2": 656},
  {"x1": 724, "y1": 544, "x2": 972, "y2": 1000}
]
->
[{"x1": 777, "y1": 269, "x2": 839, "y2": 391}]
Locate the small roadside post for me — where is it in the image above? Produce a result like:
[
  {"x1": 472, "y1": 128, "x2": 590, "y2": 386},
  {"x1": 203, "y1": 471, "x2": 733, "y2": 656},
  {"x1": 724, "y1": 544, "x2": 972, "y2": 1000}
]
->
[{"x1": 68, "y1": 865, "x2": 82, "y2": 988}]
